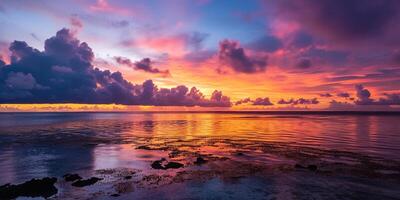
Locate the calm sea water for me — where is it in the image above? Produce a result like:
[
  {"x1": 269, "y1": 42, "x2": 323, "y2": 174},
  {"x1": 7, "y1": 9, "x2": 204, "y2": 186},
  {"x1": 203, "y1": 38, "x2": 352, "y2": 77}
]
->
[{"x1": 0, "y1": 112, "x2": 400, "y2": 192}]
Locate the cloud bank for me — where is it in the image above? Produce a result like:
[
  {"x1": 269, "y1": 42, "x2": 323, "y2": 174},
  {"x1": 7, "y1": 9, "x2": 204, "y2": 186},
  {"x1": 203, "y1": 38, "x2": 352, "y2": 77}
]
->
[{"x1": 0, "y1": 28, "x2": 231, "y2": 107}]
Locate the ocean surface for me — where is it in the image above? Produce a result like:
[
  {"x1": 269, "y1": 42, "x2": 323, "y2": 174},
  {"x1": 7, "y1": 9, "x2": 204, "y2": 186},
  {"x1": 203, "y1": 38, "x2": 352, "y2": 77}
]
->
[{"x1": 1, "y1": 112, "x2": 400, "y2": 199}]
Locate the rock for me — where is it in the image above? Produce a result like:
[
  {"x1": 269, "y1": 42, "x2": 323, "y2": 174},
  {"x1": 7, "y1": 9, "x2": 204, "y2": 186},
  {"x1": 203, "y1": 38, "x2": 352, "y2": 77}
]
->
[
  {"x1": 111, "y1": 193, "x2": 120, "y2": 197},
  {"x1": 151, "y1": 160, "x2": 165, "y2": 170},
  {"x1": 295, "y1": 164, "x2": 305, "y2": 169},
  {"x1": 165, "y1": 162, "x2": 184, "y2": 169},
  {"x1": 136, "y1": 145, "x2": 151, "y2": 150},
  {"x1": 294, "y1": 164, "x2": 318, "y2": 171},
  {"x1": 151, "y1": 159, "x2": 184, "y2": 170},
  {"x1": 63, "y1": 173, "x2": 82, "y2": 182},
  {"x1": 124, "y1": 176, "x2": 132, "y2": 180},
  {"x1": 235, "y1": 152, "x2": 245, "y2": 156},
  {"x1": 194, "y1": 157, "x2": 208, "y2": 165},
  {"x1": 0, "y1": 177, "x2": 58, "y2": 199},
  {"x1": 71, "y1": 177, "x2": 102, "y2": 187},
  {"x1": 307, "y1": 165, "x2": 318, "y2": 171}
]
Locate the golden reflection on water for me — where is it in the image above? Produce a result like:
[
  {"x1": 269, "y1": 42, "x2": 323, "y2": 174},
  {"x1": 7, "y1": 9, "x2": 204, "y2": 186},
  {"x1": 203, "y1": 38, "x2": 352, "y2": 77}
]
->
[{"x1": 1, "y1": 113, "x2": 400, "y2": 185}]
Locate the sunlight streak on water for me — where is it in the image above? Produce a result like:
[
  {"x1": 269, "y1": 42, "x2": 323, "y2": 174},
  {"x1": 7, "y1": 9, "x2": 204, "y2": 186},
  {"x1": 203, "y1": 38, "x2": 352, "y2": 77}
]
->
[{"x1": 0, "y1": 112, "x2": 399, "y2": 185}]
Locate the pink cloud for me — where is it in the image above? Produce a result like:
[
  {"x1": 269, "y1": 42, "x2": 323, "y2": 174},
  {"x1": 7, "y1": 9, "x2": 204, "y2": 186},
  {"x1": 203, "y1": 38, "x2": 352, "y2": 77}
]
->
[
  {"x1": 124, "y1": 35, "x2": 192, "y2": 57},
  {"x1": 89, "y1": 0, "x2": 132, "y2": 16}
]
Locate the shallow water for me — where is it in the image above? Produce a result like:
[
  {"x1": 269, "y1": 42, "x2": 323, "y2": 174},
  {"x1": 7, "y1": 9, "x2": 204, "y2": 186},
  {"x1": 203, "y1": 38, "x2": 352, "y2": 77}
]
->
[{"x1": 0, "y1": 112, "x2": 400, "y2": 199}]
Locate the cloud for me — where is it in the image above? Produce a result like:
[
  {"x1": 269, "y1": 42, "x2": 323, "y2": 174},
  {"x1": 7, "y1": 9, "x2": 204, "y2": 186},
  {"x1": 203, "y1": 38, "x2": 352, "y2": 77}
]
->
[
  {"x1": 355, "y1": 85, "x2": 400, "y2": 105},
  {"x1": 70, "y1": 16, "x2": 83, "y2": 29},
  {"x1": 319, "y1": 93, "x2": 332, "y2": 98},
  {"x1": 114, "y1": 56, "x2": 170, "y2": 76},
  {"x1": 0, "y1": 28, "x2": 230, "y2": 107},
  {"x1": 337, "y1": 92, "x2": 350, "y2": 98},
  {"x1": 218, "y1": 40, "x2": 268, "y2": 73},
  {"x1": 235, "y1": 97, "x2": 251, "y2": 105},
  {"x1": 354, "y1": 84, "x2": 373, "y2": 104},
  {"x1": 30, "y1": 33, "x2": 40, "y2": 42},
  {"x1": 289, "y1": 31, "x2": 314, "y2": 49},
  {"x1": 269, "y1": 0, "x2": 400, "y2": 44},
  {"x1": 278, "y1": 98, "x2": 319, "y2": 105},
  {"x1": 122, "y1": 32, "x2": 209, "y2": 57},
  {"x1": 295, "y1": 58, "x2": 312, "y2": 69},
  {"x1": 134, "y1": 80, "x2": 231, "y2": 107},
  {"x1": 235, "y1": 97, "x2": 273, "y2": 106},
  {"x1": 252, "y1": 97, "x2": 274, "y2": 106},
  {"x1": 89, "y1": 0, "x2": 131, "y2": 16},
  {"x1": 247, "y1": 35, "x2": 283, "y2": 52},
  {"x1": 5, "y1": 72, "x2": 43, "y2": 90}
]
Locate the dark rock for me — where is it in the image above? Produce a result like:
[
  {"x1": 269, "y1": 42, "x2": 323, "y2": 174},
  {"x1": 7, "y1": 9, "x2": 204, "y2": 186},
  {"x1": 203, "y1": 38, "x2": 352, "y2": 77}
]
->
[
  {"x1": 294, "y1": 164, "x2": 318, "y2": 172},
  {"x1": 71, "y1": 177, "x2": 102, "y2": 187},
  {"x1": 0, "y1": 177, "x2": 58, "y2": 199},
  {"x1": 165, "y1": 162, "x2": 184, "y2": 169},
  {"x1": 124, "y1": 176, "x2": 132, "y2": 180},
  {"x1": 235, "y1": 152, "x2": 245, "y2": 156},
  {"x1": 295, "y1": 164, "x2": 305, "y2": 169},
  {"x1": 136, "y1": 145, "x2": 151, "y2": 150},
  {"x1": 63, "y1": 173, "x2": 82, "y2": 182},
  {"x1": 151, "y1": 159, "x2": 184, "y2": 170},
  {"x1": 111, "y1": 193, "x2": 120, "y2": 197},
  {"x1": 307, "y1": 165, "x2": 318, "y2": 171},
  {"x1": 151, "y1": 160, "x2": 165, "y2": 170},
  {"x1": 194, "y1": 157, "x2": 208, "y2": 165}
]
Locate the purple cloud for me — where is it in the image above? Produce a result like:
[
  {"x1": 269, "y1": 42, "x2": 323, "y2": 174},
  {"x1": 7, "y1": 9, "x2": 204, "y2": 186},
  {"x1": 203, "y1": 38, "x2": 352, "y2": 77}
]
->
[
  {"x1": 355, "y1": 84, "x2": 400, "y2": 105},
  {"x1": 337, "y1": 92, "x2": 350, "y2": 98},
  {"x1": 218, "y1": 40, "x2": 267, "y2": 74},
  {"x1": 115, "y1": 56, "x2": 170, "y2": 76},
  {"x1": 269, "y1": 0, "x2": 400, "y2": 43},
  {"x1": 0, "y1": 28, "x2": 231, "y2": 107},
  {"x1": 235, "y1": 97, "x2": 273, "y2": 106},
  {"x1": 278, "y1": 98, "x2": 319, "y2": 105}
]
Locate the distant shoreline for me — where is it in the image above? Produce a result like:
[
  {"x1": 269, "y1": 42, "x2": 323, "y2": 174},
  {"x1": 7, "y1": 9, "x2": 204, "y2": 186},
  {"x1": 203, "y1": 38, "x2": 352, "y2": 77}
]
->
[{"x1": 1, "y1": 110, "x2": 400, "y2": 115}]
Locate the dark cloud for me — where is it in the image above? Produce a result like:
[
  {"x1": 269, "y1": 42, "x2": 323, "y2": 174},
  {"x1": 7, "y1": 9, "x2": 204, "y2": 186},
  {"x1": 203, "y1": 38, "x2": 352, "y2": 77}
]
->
[
  {"x1": 270, "y1": 0, "x2": 400, "y2": 43},
  {"x1": 235, "y1": 97, "x2": 273, "y2": 106},
  {"x1": 302, "y1": 48, "x2": 348, "y2": 67},
  {"x1": 319, "y1": 93, "x2": 332, "y2": 98},
  {"x1": 252, "y1": 97, "x2": 274, "y2": 106},
  {"x1": 247, "y1": 35, "x2": 283, "y2": 52},
  {"x1": 355, "y1": 84, "x2": 400, "y2": 105},
  {"x1": 218, "y1": 40, "x2": 268, "y2": 73},
  {"x1": 290, "y1": 31, "x2": 314, "y2": 49},
  {"x1": 135, "y1": 80, "x2": 231, "y2": 107},
  {"x1": 114, "y1": 57, "x2": 170, "y2": 76},
  {"x1": 337, "y1": 92, "x2": 350, "y2": 98},
  {"x1": 0, "y1": 28, "x2": 230, "y2": 107},
  {"x1": 295, "y1": 58, "x2": 312, "y2": 69},
  {"x1": 355, "y1": 85, "x2": 373, "y2": 104},
  {"x1": 278, "y1": 98, "x2": 319, "y2": 105},
  {"x1": 235, "y1": 97, "x2": 251, "y2": 105}
]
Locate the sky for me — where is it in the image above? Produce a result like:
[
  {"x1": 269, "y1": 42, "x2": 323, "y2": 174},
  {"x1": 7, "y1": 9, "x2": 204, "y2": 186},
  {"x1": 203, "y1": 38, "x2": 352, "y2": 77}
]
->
[{"x1": 0, "y1": 0, "x2": 400, "y2": 111}]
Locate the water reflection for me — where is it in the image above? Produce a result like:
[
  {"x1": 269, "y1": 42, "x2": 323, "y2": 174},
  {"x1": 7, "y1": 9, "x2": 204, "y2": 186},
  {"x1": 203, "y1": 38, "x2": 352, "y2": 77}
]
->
[{"x1": 0, "y1": 113, "x2": 399, "y2": 185}]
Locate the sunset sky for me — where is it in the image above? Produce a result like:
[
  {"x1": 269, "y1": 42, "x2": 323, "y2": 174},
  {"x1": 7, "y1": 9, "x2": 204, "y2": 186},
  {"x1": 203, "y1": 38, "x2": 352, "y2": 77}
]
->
[{"x1": 1, "y1": 0, "x2": 400, "y2": 111}]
